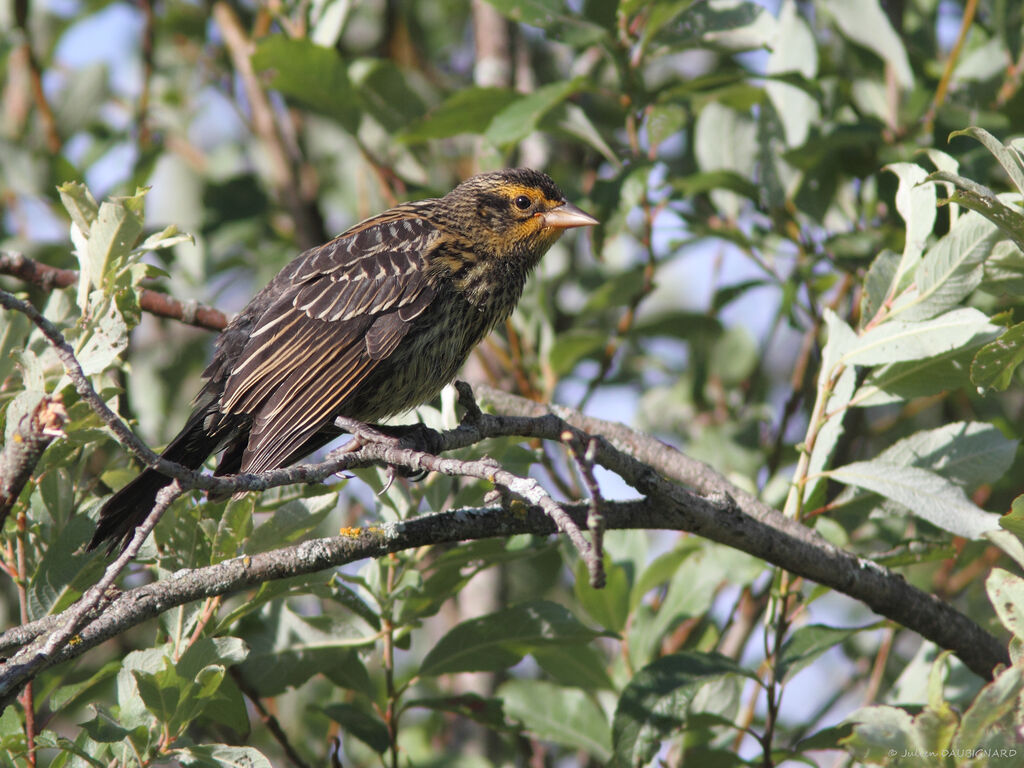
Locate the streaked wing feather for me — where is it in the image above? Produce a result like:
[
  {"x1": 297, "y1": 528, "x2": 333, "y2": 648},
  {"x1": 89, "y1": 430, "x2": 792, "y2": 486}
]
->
[
  {"x1": 216, "y1": 209, "x2": 441, "y2": 474},
  {"x1": 240, "y1": 347, "x2": 375, "y2": 473}
]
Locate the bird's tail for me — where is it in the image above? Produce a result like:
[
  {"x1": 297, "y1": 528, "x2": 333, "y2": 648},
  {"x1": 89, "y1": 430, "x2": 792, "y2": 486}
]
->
[{"x1": 88, "y1": 416, "x2": 218, "y2": 554}]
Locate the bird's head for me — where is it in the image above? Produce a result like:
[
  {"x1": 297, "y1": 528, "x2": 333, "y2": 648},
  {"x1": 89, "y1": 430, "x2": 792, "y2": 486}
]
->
[{"x1": 443, "y1": 168, "x2": 598, "y2": 266}]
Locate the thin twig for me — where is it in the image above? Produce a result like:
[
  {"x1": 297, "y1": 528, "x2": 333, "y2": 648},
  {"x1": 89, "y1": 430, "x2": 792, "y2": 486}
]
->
[
  {"x1": 16, "y1": 506, "x2": 36, "y2": 767},
  {"x1": 229, "y1": 668, "x2": 313, "y2": 768},
  {"x1": 13, "y1": 0, "x2": 60, "y2": 154},
  {"x1": 564, "y1": 431, "x2": 606, "y2": 588},
  {"x1": 40, "y1": 480, "x2": 184, "y2": 659},
  {"x1": 923, "y1": 0, "x2": 979, "y2": 135}
]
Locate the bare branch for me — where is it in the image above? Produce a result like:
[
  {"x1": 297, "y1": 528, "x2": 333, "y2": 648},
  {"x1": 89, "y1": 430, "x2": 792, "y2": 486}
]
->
[
  {"x1": 467, "y1": 385, "x2": 1010, "y2": 681},
  {"x1": 0, "y1": 498, "x2": 718, "y2": 705}
]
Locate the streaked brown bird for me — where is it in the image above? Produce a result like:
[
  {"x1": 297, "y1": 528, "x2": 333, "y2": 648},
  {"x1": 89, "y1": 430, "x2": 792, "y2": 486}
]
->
[{"x1": 89, "y1": 168, "x2": 598, "y2": 552}]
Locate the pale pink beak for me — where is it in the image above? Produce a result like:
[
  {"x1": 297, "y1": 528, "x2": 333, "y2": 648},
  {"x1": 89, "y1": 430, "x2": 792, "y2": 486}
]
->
[{"x1": 539, "y1": 202, "x2": 599, "y2": 230}]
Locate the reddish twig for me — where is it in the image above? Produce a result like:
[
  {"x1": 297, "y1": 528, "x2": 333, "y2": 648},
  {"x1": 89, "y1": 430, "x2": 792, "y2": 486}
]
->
[{"x1": 0, "y1": 251, "x2": 228, "y2": 331}]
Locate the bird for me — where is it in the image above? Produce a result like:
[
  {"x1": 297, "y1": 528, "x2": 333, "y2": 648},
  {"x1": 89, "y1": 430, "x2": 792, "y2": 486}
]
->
[{"x1": 88, "y1": 168, "x2": 598, "y2": 553}]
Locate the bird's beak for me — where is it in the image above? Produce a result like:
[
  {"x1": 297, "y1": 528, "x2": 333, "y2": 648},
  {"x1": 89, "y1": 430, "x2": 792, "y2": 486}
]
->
[{"x1": 539, "y1": 202, "x2": 599, "y2": 230}]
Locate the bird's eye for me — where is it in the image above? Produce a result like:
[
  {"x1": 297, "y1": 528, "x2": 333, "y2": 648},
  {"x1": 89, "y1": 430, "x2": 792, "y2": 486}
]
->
[{"x1": 513, "y1": 195, "x2": 532, "y2": 211}]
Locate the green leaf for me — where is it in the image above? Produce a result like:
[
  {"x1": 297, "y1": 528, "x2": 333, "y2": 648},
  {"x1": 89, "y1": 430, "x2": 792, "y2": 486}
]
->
[
  {"x1": 50, "y1": 660, "x2": 122, "y2": 712},
  {"x1": 851, "y1": 334, "x2": 995, "y2": 407},
  {"x1": 709, "y1": 325, "x2": 758, "y2": 385},
  {"x1": 486, "y1": 78, "x2": 585, "y2": 146},
  {"x1": 251, "y1": 36, "x2": 360, "y2": 133},
  {"x1": 322, "y1": 702, "x2": 390, "y2": 754},
  {"x1": 583, "y1": 266, "x2": 648, "y2": 312},
  {"x1": 872, "y1": 422, "x2": 1016, "y2": 489},
  {"x1": 28, "y1": 514, "x2": 95, "y2": 619},
  {"x1": 971, "y1": 321, "x2": 1024, "y2": 391},
  {"x1": 329, "y1": 576, "x2": 382, "y2": 630},
  {"x1": 954, "y1": 663, "x2": 1024, "y2": 753},
  {"x1": 824, "y1": 460, "x2": 999, "y2": 539},
  {"x1": 177, "y1": 745, "x2": 274, "y2": 768},
  {"x1": 199, "y1": 674, "x2": 250, "y2": 736},
  {"x1": 54, "y1": 62, "x2": 110, "y2": 136},
  {"x1": 986, "y1": 568, "x2": 1024, "y2": 642},
  {"x1": 133, "y1": 662, "x2": 180, "y2": 723},
  {"x1": 61, "y1": 191, "x2": 145, "y2": 312},
  {"x1": 72, "y1": 296, "x2": 129, "y2": 377},
  {"x1": 651, "y1": 0, "x2": 773, "y2": 51},
  {"x1": 630, "y1": 547, "x2": 690, "y2": 609},
  {"x1": 500, "y1": 679, "x2": 612, "y2": 761},
  {"x1": 177, "y1": 637, "x2": 248, "y2": 680},
  {"x1": 612, "y1": 652, "x2": 754, "y2": 767},
  {"x1": 481, "y1": 0, "x2": 566, "y2": 27},
  {"x1": 482, "y1": 0, "x2": 607, "y2": 44},
  {"x1": 548, "y1": 328, "x2": 607, "y2": 376},
  {"x1": 400, "y1": 87, "x2": 513, "y2": 142},
  {"x1": 79, "y1": 709, "x2": 139, "y2": 744},
  {"x1": 886, "y1": 163, "x2": 937, "y2": 287},
  {"x1": 573, "y1": 556, "x2": 630, "y2": 632},
  {"x1": 405, "y1": 693, "x2": 507, "y2": 730},
  {"x1": 117, "y1": 647, "x2": 174, "y2": 728},
  {"x1": 630, "y1": 311, "x2": 724, "y2": 342},
  {"x1": 860, "y1": 250, "x2": 900, "y2": 325},
  {"x1": 57, "y1": 181, "x2": 99, "y2": 235},
  {"x1": 237, "y1": 603, "x2": 375, "y2": 696},
  {"x1": 893, "y1": 212, "x2": 999, "y2": 322},
  {"x1": 628, "y1": 544, "x2": 762, "y2": 667},
  {"x1": 245, "y1": 494, "x2": 336, "y2": 554},
  {"x1": 822, "y1": 0, "x2": 912, "y2": 88},
  {"x1": 647, "y1": 103, "x2": 687, "y2": 152},
  {"x1": 841, "y1": 706, "x2": 920, "y2": 764},
  {"x1": 765, "y1": 0, "x2": 818, "y2": 148},
  {"x1": 694, "y1": 102, "x2": 757, "y2": 220},
  {"x1": 398, "y1": 538, "x2": 553, "y2": 623},
  {"x1": 950, "y1": 126, "x2": 1024, "y2": 196},
  {"x1": 673, "y1": 169, "x2": 760, "y2": 201},
  {"x1": 1000, "y1": 495, "x2": 1024, "y2": 541},
  {"x1": 419, "y1": 601, "x2": 605, "y2": 676},
  {"x1": 928, "y1": 170, "x2": 1024, "y2": 253},
  {"x1": 555, "y1": 102, "x2": 621, "y2": 165},
  {"x1": 776, "y1": 624, "x2": 870, "y2": 684},
  {"x1": 982, "y1": 240, "x2": 1024, "y2": 296},
  {"x1": 840, "y1": 308, "x2": 997, "y2": 367},
  {"x1": 533, "y1": 645, "x2": 615, "y2": 690},
  {"x1": 350, "y1": 58, "x2": 426, "y2": 132}
]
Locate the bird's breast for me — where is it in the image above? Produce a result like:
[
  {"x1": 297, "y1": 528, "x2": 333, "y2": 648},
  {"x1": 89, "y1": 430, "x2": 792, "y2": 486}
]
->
[{"x1": 341, "y1": 285, "x2": 503, "y2": 422}]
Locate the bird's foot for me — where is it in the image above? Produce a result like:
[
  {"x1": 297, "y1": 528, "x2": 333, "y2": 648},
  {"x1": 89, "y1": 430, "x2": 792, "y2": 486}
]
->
[{"x1": 328, "y1": 418, "x2": 442, "y2": 483}]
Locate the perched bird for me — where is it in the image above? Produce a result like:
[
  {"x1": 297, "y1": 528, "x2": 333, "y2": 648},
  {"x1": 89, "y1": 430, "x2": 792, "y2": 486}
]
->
[{"x1": 89, "y1": 168, "x2": 598, "y2": 552}]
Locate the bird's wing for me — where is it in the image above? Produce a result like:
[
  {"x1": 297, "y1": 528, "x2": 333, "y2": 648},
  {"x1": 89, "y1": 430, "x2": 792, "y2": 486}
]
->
[{"x1": 218, "y1": 210, "x2": 439, "y2": 474}]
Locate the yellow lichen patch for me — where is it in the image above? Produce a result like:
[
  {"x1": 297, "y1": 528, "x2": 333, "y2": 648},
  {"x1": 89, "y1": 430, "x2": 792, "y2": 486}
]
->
[{"x1": 338, "y1": 526, "x2": 363, "y2": 538}]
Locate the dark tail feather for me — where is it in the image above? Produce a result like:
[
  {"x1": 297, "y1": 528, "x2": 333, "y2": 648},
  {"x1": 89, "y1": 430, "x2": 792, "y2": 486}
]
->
[{"x1": 88, "y1": 417, "x2": 218, "y2": 554}]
